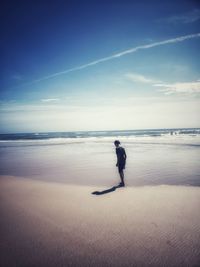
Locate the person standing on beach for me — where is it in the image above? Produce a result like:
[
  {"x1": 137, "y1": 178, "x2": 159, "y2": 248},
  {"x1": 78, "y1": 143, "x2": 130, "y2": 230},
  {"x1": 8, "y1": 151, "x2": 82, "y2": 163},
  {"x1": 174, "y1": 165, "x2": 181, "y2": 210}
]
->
[{"x1": 114, "y1": 140, "x2": 127, "y2": 187}]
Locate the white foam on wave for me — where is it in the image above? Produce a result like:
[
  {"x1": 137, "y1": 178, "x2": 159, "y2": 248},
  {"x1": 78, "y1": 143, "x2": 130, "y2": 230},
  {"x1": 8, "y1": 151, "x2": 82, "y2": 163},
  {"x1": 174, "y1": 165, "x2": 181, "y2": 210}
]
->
[
  {"x1": 0, "y1": 133, "x2": 200, "y2": 147},
  {"x1": 0, "y1": 137, "x2": 85, "y2": 147}
]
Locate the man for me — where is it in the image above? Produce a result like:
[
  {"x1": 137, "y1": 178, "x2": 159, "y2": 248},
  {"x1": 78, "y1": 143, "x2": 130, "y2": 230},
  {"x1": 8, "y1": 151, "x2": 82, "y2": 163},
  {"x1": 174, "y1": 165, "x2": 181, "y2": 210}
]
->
[{"x1": 114, "y1": 140, "x2": 127, "y2": 187}]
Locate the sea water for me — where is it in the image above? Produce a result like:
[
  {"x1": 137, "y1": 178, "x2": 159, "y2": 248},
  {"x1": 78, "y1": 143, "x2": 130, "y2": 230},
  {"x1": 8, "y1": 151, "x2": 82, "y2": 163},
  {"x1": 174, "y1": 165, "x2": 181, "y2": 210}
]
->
[{"x1": 0, "y1": 128, "x2": 200, "y2": 186}]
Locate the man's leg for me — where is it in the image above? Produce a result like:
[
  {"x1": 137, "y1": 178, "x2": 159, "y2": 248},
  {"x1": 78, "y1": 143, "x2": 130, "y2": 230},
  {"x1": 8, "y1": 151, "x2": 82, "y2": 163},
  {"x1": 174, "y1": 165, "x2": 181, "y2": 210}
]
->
[{"x1": 119, "y1": 170, "x2": 125, "y2": 186}]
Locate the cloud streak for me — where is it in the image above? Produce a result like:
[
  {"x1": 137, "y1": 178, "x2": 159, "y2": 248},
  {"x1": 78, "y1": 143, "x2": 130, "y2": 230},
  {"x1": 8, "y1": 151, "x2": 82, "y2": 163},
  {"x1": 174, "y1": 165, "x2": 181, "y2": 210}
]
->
[
  {"x1": 125, "y1": 72, "x2": 200, "y2": 95},
  {"x1": 163, "y1": 9, "x2": 200, "y2": 24},
  {"x1": 14, "y1": 33, "x2": 200, "y2": 88},
  {"x1": 41, "y1": 98, "x2": 60, "y2": 102},
  {"x1": 154, "y1": 81, "x2": 200, "y2": 94},
  {"x1": 125, "y1": 73, "x2": 160, "y2": 84}
]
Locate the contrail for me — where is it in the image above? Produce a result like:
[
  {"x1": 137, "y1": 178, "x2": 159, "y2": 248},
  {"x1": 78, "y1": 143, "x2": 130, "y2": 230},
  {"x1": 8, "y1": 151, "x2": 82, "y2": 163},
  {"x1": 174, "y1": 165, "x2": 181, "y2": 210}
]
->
[{"x1": 13, "y1": 33, "x2": 200, "y2": 87}]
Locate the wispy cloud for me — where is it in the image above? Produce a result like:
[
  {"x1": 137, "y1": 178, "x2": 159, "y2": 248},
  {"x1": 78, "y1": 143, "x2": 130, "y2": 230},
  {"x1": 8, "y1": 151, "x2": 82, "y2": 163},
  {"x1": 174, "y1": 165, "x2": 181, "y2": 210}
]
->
[
  {"x1": 154, "y1": 81, "x2": 200, "y2": 95},
  {"x1": 125, "y1": 72, "x2": 200, "y2": 95},
  {"x1": 12, "y1": 33, "x2": 200, "y2": 88},
  {"x1": 41, "y1": 98, "x2": 60, "y2": 102},
  {"x1": 163, "y1": 9, "x2": 200, "y2": 24},
  {"x1": 125, "y1": 73, "x2": 160, "y2": 84}
]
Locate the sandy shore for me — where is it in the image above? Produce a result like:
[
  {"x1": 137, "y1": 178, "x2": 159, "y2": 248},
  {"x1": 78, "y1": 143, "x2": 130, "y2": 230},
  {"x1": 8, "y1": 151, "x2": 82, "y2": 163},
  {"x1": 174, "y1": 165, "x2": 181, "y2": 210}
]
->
[{"x1": 0, "y1": 176, "x2": 200, "y2": 267}]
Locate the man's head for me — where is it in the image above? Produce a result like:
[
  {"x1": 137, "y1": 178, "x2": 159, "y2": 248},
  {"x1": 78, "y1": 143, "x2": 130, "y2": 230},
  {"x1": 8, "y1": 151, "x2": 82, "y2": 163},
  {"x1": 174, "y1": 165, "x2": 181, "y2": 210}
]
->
[{"x1": 114, "y1": 140, "x2": 120, "y2": 147}]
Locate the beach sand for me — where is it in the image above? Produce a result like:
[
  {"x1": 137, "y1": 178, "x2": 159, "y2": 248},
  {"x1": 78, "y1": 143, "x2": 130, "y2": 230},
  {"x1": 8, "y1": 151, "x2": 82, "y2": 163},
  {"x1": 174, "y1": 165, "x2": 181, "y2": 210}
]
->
[{"x1": 1, "y1": 175, "x2": 200, "y2": 267}]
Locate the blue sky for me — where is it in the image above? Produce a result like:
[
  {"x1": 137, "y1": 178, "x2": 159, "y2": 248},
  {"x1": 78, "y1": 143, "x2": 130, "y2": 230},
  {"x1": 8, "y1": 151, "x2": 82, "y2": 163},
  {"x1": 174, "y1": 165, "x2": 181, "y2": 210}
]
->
[{"x1": 0, "y1": 0, "x2": 200, "y2": 132}]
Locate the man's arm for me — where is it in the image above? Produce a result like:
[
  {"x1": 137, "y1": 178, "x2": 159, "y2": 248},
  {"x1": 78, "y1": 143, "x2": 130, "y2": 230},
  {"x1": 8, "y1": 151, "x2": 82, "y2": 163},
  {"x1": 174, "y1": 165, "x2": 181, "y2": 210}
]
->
[
  {"x1": 116, "y1": 156, "x2": 119, "y2": 166},
  {"x1": 123, "y1": 148, "x2": 127, "y2": 160},
  {"x1": 116, "y1": 150, "x2": 119, "y2": 166}
]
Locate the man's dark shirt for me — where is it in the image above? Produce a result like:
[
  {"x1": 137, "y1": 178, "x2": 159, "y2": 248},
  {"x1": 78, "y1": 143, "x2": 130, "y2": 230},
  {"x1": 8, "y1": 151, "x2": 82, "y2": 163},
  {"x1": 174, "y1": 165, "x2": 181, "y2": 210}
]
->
[{"x1": 116, "y1": 147, "x2": 126, "y2": 166}]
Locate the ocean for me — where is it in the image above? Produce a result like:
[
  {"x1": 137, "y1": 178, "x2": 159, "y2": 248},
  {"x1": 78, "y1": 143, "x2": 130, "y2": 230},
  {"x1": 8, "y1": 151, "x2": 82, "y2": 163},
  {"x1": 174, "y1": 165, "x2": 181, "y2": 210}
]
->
[
  {"x1": 0, "y1": 128, "x2": 200, "y2": 187},
  {"x1": 0, "y1": 128, "x2": 200, "y2": 145}
]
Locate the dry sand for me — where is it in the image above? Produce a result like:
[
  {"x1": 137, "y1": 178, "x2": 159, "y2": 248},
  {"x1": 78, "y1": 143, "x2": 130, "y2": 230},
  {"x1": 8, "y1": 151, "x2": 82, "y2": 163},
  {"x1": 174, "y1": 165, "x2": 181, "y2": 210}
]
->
[{"x1": 0, "y1": 176, "x2": 200, "y2": 267}]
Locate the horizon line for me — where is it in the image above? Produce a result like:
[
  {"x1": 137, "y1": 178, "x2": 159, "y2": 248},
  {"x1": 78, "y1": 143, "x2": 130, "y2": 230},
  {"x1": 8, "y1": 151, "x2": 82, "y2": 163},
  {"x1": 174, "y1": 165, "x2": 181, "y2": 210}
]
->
[{"x1": 0, "y1": 127, "x2": 200, "y2": 135}]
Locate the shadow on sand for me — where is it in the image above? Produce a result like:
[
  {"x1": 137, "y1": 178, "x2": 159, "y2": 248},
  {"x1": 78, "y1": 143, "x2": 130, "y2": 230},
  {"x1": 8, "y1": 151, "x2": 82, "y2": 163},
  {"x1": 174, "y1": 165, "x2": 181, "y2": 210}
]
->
[{"x1": 92, "y1": 185, "x2": 124, "y2": 195}]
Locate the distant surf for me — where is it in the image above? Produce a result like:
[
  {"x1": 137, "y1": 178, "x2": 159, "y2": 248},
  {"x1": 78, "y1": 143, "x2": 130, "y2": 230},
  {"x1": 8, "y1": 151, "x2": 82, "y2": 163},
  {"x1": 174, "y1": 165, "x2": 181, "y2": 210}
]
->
[
  {"x1": 0, "y1": 127, "x2": 200, "y2": 187},
  {"x1": 0, "y1": 128, "x2": 200, "y2": 147}
]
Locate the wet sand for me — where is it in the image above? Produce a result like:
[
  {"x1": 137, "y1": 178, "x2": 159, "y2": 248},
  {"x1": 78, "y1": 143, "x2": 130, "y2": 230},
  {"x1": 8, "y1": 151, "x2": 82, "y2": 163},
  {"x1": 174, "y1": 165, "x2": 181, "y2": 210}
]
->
[{"x1": 1, "y1": 176, "x2": 200, "y2": 267}]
